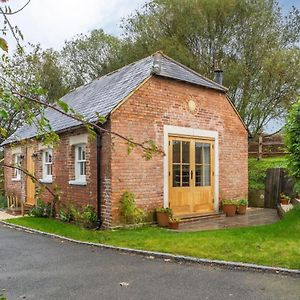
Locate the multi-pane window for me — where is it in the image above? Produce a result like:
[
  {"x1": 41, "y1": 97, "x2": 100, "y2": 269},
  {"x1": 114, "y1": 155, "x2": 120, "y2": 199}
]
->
[
  {"x1": 195, "y1": 143, "x2": 211, "y2": 186},
  {"x1": 172, "y1": 140, "x2": 190, "y2": 187},
  {"x1": 42, "y1": 149, "x2": 53, "y2": 181},
  {"x1": 75, "y1": 144, "x2": 86, "y2": 181},
  {"x1": 13, "y1": 154, "x2": 22, "y2": 180}
]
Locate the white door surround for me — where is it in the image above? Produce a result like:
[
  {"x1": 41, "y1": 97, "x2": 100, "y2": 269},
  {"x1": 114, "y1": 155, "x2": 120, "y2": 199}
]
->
[{"x1": 163, "y1": 125, "x2": 219, "y2": 212}]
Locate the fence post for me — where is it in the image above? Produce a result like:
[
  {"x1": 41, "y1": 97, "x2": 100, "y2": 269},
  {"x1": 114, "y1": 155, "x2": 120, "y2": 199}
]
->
[{"x1": 258, "y1": 135, "x2": 263, "y2": 160}]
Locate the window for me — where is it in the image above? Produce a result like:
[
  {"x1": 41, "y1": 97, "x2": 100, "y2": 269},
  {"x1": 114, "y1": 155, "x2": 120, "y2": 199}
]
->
[
  {"x1": 75, "y1": 144, "x2": 86, "y2": 181},
  {"x1": 12, "y1": 154, "x2": 22, "y2": 181},
  {"x1": 42, "y1": 149, "x2": 53, "y2": 182}
]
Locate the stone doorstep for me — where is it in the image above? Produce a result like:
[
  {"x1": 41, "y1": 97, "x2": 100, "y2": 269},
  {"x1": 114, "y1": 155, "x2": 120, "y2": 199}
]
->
[{"x1": 1, "y1": 221, "x2": 299, "y2": 277}]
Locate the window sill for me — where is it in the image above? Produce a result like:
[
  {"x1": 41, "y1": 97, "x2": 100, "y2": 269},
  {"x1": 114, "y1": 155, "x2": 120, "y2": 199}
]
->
[
  {"x1": 12, "y1": 178, "x2": 21, "y2": 182},
  {"x1": 68, "y1": 180, "x2": 87, "y2": 186},
  {"x1": 39, "y1": 178, "x2": 53, "y2": 184}
]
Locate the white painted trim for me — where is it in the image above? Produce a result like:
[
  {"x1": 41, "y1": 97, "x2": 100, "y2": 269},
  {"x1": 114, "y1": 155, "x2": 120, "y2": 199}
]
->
[
  {"x1": 11, "y1": 147, "x2": 21, "y2": 155},
  {"x1": 68, "y1": 180, "x2": 87, "y2": 186},
  {"x1": 39, "y1": 178, "x2": 53, "y2": 184},
  {"x1": 163, "y1": 125, "x2": 219, "y2": 213},
  {"x1": 69, "y1": 134, "x2": 88, "y2": 146},
  {"x1": 38, "y1": 143, "x2": 54, "y2": 151}
]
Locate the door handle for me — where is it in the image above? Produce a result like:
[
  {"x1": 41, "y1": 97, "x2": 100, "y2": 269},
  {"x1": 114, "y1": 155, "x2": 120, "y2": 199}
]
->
[{"x1": 191, "y1": 170, "x2": 193, "y2": 180}]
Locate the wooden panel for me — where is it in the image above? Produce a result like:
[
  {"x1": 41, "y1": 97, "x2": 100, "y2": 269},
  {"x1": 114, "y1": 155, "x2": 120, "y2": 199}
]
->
[
  {"x1": 169, "y1": 136, "x2": 214, "y2": 216},
  {"x1": 26, "y1": 147, "x2": 36, "y2": 205}
]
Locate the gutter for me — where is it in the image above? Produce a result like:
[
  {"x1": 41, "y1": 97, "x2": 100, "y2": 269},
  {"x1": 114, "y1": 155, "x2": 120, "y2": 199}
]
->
[{"x1": 95, "y1": 130, "x2": 102, "y2": 229}]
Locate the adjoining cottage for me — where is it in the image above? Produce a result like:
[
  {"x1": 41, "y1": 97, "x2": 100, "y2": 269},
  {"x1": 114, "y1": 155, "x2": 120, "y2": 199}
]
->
[{"x1": 2, "y1": 52, "x2": 248, "y2": 228}]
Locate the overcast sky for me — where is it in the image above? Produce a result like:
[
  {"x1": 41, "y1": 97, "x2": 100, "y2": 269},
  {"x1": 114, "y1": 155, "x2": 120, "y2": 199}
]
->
[{"x1": 5, "y1": 0, "x2": 300, "y2": 51}]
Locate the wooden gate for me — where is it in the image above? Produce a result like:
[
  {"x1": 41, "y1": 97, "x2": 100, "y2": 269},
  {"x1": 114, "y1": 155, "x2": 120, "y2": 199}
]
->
[{"x1": 264, "y1": 168, "x2": 294, "y2": 208}]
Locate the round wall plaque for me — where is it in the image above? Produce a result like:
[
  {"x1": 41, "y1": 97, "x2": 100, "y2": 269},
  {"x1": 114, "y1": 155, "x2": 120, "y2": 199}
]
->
[{"x1": 188, "y1": 99, "x2": 196, "y2": 113}]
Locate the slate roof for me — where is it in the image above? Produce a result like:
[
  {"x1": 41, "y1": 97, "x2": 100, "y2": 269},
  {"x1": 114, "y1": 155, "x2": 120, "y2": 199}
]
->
[{"x1": 1, "y1": 52, "x2": 226, "y2": 146}]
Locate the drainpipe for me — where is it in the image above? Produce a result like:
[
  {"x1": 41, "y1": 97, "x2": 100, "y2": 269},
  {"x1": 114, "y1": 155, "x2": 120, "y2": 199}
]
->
[{"x1": 95, "y1": 130, "x2": 102, "y2": 229}]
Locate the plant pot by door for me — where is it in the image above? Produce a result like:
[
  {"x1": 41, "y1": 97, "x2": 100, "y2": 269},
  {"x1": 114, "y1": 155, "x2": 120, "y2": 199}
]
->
[
  {"x1": 237, "y1": 205, "x2": 247, "y2": 215},
  {"x1": 280, "y1": 199, "x2": 290, "y2": 205},
  {"x1": 156, "y1": 212, "x2": 169, "y2": 227},
  {"x1": 223, "y1": 204, "x2": 236, "y2": 217},
  {"x1": 168, "y1": 221, "x2": 179, "y2": 230}
]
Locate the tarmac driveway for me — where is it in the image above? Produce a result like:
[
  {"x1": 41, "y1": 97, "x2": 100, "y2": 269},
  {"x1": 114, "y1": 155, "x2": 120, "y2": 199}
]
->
[{"x1": 0, "y1": 223, "x2": 299, "y2": 300}]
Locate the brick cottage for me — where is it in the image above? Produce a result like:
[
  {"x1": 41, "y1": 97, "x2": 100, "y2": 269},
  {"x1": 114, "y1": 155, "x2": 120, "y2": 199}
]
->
[{"x1": 2, "y1": 52, "x2": 248, "y2": 228}]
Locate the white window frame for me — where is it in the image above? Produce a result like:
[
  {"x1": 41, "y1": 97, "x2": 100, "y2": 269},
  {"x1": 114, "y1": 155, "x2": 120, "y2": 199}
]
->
[
  {"x1": 69, "y1": 144, "x2": 87, "y2": 185},
  {"x1": 41, "y1": 149, "x2": 53, "y2": 183},
  {"x1": 12, "y1": 153, "x2": 22, "y2": 181}
]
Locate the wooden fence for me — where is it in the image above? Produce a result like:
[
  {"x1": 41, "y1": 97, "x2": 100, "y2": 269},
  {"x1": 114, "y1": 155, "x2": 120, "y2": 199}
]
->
[{"x1": 249, "y1": 135, "x2": 287, "y2": 159}]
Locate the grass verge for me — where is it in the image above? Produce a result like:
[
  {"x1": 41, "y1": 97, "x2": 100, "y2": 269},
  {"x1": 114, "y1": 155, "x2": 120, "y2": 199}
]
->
[{"x1": 5, "y1": 207, "x2": 300, "y2": 270}]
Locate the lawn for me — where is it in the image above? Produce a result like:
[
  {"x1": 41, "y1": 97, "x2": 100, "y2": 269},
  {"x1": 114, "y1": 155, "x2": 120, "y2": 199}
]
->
[
  {"x1": 249, "y1": 156, "x2": 288, "y2": 190},
  {"x1": 6, "y1": 207, "x2": 300, "y2": 270}
]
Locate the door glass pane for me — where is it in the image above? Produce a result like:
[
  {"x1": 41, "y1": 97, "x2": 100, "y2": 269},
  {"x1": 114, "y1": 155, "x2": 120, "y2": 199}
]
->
[
  {"x1": 195, "y1": 142, "x2": 203, "y2": 164},
  {"x1": 182, "y1": 141, "x2": 190, "y2": 163},
  {"x1": 182, "y1": 164, "x2": 190, "y2": 187},
  {"x1": 203, "y1": 144, "x2": 210, "y2": 165},
  {"x1": 195, "y1": 165, "x2": 203, "y2": 186},
  {"x1": 204, "y1": 165, "x2": 211, "y2": 186},
  {"x1": 172, "y1": 164, "x2": 180, "y2": 187},
  {"x1": 172, "y1": 141, "x2": 180, "y2": 163}
]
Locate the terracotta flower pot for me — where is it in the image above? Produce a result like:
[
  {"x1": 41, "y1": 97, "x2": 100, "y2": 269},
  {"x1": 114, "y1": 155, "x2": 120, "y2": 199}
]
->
[
  {"x1": 280, "y1": 199, "x2": 289, "y2": 205},
  {"x1": 168, "y1": 221, "x2": 179, "y2": 230},
  {"x1": 156, "y1": 212, "x2": 169, "y2": 227},
  {"x1": 223, "y1": 204, "x2": 236, "y2": 217},
  {"x1": 237, "y1": 205, "x2": 247, "y2": 215}
]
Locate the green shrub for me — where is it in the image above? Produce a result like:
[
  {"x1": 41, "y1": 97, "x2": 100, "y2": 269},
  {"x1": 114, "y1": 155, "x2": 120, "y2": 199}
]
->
[
  {"x1": 59, "y1": 204, "x2": 75, "y2": 222},
  {"x1": 222, "y1": 199, "x2": 239, "y2": 205},
  {"x1": 284, "y1": 100, "x2": 300, "y2": 194},
  {"x1": 119, "y1": 191, "x2": 146, "y2": 224},
  {"x1": 29, "y1": 200, "x2": 51, "y2": 218},
  {"x1": 0, "y1": 194, "x2": 7, "y2": 209},
  {"x1": 80, "y1": 205, "x2": 97, "y2": 228},
  {"x1": 237, "y1": 199, "x2": 248, "y2": 206},
  {"x1": 155, "y1": 207, "x2": 173, "y2": 217}
]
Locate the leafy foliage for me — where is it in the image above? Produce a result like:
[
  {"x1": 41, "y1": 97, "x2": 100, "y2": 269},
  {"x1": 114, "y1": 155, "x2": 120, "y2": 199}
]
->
[
  {"x1": 284, "y1": 100, "x2": 300, "y2": 194},
  {"x1": 248, "y1": 156, "x2": 287, "y2": 190},
  {"x1": 29, "y1": 200, "x2": 51, "y2": 218},
  {"x1": 0, "y1": 194, "x2": 7, "y2": 209},
  {"x1": 119, "y1": 191, "x2": 146, "y2": 224}
]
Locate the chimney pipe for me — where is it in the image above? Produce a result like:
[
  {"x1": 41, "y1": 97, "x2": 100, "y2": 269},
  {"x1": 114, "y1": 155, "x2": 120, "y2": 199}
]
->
[{"x1": 214, "y1": 69, "x2": 223, "y2": 85}]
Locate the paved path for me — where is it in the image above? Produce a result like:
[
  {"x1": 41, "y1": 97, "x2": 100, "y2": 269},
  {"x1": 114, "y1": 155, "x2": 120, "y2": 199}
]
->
[
  {"x1": 0, "y1": 210, "x2": 20, "y2": 220},
  {"x1": 0, "y1": 224, "x2": 299, "y2": 300},
  {"x1": 179, "y1": 208, "x2": 279, "y2": 231}
]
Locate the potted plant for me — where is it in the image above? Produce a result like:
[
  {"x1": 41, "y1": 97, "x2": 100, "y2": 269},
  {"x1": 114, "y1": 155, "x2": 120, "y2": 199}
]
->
[
  {"x1": 237, "y1": 199, "x2": 248, "y2": 215},
  {"x1": 168, "y1": 217, "x2": 180, "y2": 230},
  {"x1": 280, "y1": 193, "x2": 291, "y2": 205},
  {"x1": 156, "y1": 208, "x2": 173, "y2": 227},
  {"x1": 222, "y1": 199, "x2": 238, "y2": 217}
]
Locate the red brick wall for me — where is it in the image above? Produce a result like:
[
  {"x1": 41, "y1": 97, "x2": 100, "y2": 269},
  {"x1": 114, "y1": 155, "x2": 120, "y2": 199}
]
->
[
  {"x1": 4, "y1": 126, "x2": 112, "y2": 226},
  {"x1": 110, "y1": 76, "x2": 248, "y2": 224}
]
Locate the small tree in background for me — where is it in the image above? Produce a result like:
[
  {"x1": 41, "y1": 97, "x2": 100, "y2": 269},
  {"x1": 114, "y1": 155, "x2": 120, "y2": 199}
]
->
[{"x1": 284, "y1": 99, "x2": 300, "y2": 194}]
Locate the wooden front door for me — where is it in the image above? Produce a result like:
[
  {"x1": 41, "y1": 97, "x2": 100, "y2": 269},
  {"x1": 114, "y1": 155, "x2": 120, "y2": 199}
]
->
[
  {"x1": 168, "y1": 136, "x2": 214, "y2": 216},
  {"x1": 26, "y1": 147, "x2": 36, "y2": 205}
]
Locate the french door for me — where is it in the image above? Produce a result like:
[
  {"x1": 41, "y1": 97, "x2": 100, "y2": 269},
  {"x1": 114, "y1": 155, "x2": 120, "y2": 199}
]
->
[{"x1": 168, "y1": 136, "x2": 214, "y2": 216}]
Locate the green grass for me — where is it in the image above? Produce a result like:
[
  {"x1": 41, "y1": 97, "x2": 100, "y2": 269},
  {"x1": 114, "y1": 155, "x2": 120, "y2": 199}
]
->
[
  {"x1": 249, "y1": 156, "x2": 288, "y2": 190},
  {"x1": 6, "y1": 207, "x2": 300, "y2": 270}
]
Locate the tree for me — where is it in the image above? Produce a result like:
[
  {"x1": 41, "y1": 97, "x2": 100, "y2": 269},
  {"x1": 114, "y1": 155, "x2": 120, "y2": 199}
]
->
[
  {"x1": 0, "y1": 44, "x2": 69, "y2": 144},
  {"x1": 122, "y1": 0, "x2": 300, "y2": 136},
  {"x1": 60, "y1": 29, "x2": 122, "y2": 89}
]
